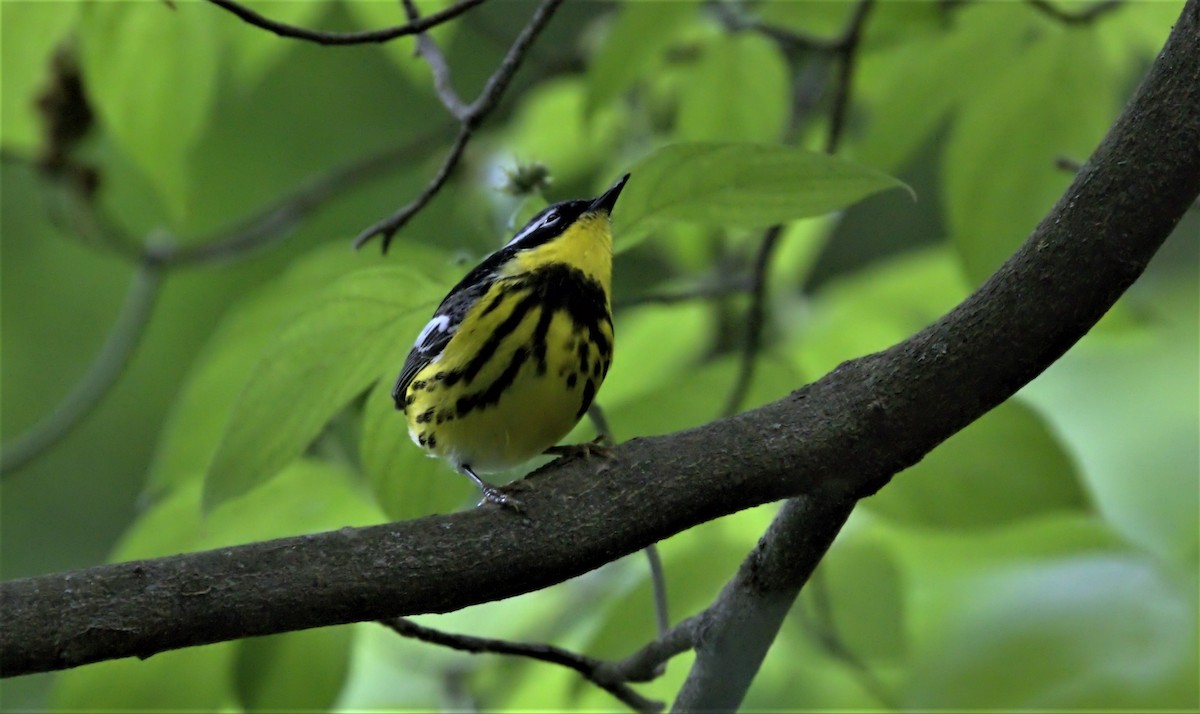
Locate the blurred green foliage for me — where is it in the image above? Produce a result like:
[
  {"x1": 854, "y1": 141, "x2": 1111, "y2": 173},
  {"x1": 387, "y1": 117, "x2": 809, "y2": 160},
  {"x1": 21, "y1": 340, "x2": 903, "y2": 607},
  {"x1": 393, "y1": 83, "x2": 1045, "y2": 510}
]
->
[{"x1": 1, "y1": 0, "x2": 1194, "y2": 711}]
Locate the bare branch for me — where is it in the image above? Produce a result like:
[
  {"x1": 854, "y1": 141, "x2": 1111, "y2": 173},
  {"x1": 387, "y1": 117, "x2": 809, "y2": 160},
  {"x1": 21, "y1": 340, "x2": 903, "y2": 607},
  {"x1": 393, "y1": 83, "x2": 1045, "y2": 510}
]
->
[
  {"x1": 352, "y1": 125, "x2": 471, "y2": 250},
  {"x1": 674, "y1": 497, "x2": 855, "y2": 709},
  {"x1": 205, "y1": 0, "x2": 489, "y2": 46},
  {"x1": 824, "y1": 0, "x2": 874, "y2": 154},
  {"x1": 614, "y1": 274, "x2": 752, "y2": 310},
  {"x1": 381, "y1": 618, "x2": 663, "y2": 713},
  {"x1": 2, "y1": 0, "x2": 1197, "y2": 685},
  {"x1": 165, "y1": 131, "x2": 451, "y2": 267},
  {"x1": 0, "y1": 262, "x2": 162, "y2": 476},
  {"x1": 1026, "y1": 0, "x2": 1124, "y2": 25},
  {"x1": 401, "y1": 0, "x2": 470, "y2": 120},
  {"x1": 722, "y1": 225, "x2": 784, "y2": 416},
  {"x1": 354, "y1": 0, "x2": 565, "y2": 252}
]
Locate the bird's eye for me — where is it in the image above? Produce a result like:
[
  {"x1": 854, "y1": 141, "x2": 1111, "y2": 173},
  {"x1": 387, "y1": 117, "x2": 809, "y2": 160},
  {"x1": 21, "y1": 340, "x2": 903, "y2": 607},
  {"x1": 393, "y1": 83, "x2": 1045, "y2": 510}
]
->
[{"x1": 544, "y1": 210, "x2": 559, "y2": 224}]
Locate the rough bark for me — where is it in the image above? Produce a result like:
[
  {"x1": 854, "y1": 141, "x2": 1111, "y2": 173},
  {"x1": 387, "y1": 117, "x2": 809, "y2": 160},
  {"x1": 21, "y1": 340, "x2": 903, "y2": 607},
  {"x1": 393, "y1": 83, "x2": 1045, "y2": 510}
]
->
[{"x1": 2, "y1": 0, "x2": 1198, "y2": 681}]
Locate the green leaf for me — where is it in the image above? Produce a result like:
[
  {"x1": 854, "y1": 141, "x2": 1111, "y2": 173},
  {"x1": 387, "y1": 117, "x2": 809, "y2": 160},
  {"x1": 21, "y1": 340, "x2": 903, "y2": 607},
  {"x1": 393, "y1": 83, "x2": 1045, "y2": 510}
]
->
[
  {"x1": 1022, "y1": 273, "x2": 1199, "y2": 561},
  {"x1": 853, "y1": 5, "x2": 1031, "y2": 170},
  {"x1": 677, "y1": 34, "x2": 788, "y2": 143},
  {"x1": 360, "y1": 372, "x2": 473, "y2": 521},
  {"x1": 903, "y1": 554, "x2": 1197, "y2": 709},
  {"x1": 55, "y1": 460, "x2": 381, "y2": 711},
  {"x1": 585, "y1": 0, "x2": 699, "y2": 117},
  {"x1": 0, "y1": 1, "x2": 80, "y2": 151},
  {"x1": 798, "y1": 532, "x2": 906, "y2": 665},
  {"x1": 79, "y1": 1, "x2": 220, "y2": 222},
  {"x1": 604, "y1": 354, "x2": 800, "y2": 441},
  {"x1": 221, "y1": 0, "x2": 327, "y2": 89},
  {"x1": 234, "y1": 627, "x2": 352, "y2": 712},
  {"x1": 865, "y1": 400, "x2": 1088, "y2": 530},
  {"x1": 794, "y1": 248, "x2": 969, "y2": 377},
  {"x1": 203, "y1": 265, "x2": 442, "y2": 510},
  {"x1": 146, "y1": 245, "x2": 382, "y2": 498},
  {"x1": 52, "y1": 642, "x2": 236, "y2": 711},
  {"x1": 615, "y1": 142, "x2": 907, "y2": 241},
  {"x1": 598, "y1": 302, "x2": 713, "y2": 411},
  {"x1": 943, "y1": 27, "x2": 1120, "y2": 284},
  {"x1": 506, "y1": 79, "x2": 627, "y2": 186},
  {"x1": 345, "y1": 0, "x2": 461, "y2": 90}
]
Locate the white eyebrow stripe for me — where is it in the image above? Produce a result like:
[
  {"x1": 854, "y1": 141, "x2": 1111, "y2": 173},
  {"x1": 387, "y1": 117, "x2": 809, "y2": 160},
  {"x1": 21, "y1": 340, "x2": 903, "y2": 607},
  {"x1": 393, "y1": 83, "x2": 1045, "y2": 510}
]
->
[{"x1": 506, "y1": 210, "x2": 557, "y2": 247}]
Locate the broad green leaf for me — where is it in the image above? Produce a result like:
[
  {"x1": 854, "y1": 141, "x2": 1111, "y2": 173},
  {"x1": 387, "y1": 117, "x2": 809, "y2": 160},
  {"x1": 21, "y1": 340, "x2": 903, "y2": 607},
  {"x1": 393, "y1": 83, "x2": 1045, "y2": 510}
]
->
[
  {"x1": 853, "y1": 6, "x2": 1031, "y2": 170},
  {"x1": 345, "y1": 0, "x2": 459, "y2": 88},
  {"x1": 797, "y1": 533, "x2": 906, "y2": 665},
  {"x1": 614, "y1": 142, "x2": 907, "y2": 241},
  {"x1": 864, "y1": 400, "x2": 1087, "y2": 530},
  {"x1": 879, "y1": 514, "x2": 1135, "y2": 641},
  {"x1": 1022, "y1": 274, "x2": 1199, "y2": 562},
  {"x1": 903, "y1": 555, "x2": 1197, "y2": 709},
  {"x1": 794, "y1": 248, "x2": 968, "y2": 377},
  {"x1": 146, "y1": 244, "x2": 384, "y2": 498},
  {"x1": 505, "y1": 79, "x2": 627, "y2": 186},
  {"x1": 360, "y1": 371, "x2": 473, "y2": 521},
  {"x1": 585, "y1": 0, "x2": 699, "y2": 117},
  {"x1": 598, "y1": 302, "x2": 713, "y2": 411},
  {"x1": 0, "y1": 1, "x2": 80, "y2": 151},
  {"x1": 234, "y1": 627, "x2": 352, "y2": 712},
  {"x1": 203, "y1": 266, "x2": 442, "y2": 510},
  {"x1": 677, "y1": 34, "x2": 788, "y2": 143},
  {"x1": 54, "y1": 460, "x2": 380, "y2": 711},
  {"x1": 52, "y1": 642, "x2": 236, "y2": 711},
  {"x1": 604, "y1": 354, "x2": 801, "y2": 443},
  {"x1": 221, "y1": 0, "x2": 327, "y2": 89},
  {"x1": 943, "y1": 28, "x2": 1119, "y2": 284},
  {"x1": 79, "y1": 2, "x2": 220, "y2": 222}
]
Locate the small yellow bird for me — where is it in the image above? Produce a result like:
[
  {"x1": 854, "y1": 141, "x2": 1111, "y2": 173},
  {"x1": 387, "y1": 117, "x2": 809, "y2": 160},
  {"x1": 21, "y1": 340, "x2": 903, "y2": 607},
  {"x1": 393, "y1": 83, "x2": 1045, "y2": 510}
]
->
[{"x1": 393, "y1": 174, "x2": 629, "y2": 506}]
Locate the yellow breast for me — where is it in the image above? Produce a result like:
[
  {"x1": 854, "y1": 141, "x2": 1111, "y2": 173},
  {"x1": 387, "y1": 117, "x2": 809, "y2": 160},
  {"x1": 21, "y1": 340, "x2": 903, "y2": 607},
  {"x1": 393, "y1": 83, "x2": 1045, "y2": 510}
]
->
[{"x1": 405, "y1": 215, "x2": 614, "y2": 472}]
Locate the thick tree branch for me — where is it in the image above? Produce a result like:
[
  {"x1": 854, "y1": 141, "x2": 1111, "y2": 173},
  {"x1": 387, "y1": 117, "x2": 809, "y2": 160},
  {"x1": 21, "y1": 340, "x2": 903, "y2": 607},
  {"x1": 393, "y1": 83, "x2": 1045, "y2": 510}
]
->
[
  {"x1": 675, "y1": 496, "x2": 855, "y2": 710},
  {"x1": 2, "y1": 0, "x2": 1197, "y2": 681}
]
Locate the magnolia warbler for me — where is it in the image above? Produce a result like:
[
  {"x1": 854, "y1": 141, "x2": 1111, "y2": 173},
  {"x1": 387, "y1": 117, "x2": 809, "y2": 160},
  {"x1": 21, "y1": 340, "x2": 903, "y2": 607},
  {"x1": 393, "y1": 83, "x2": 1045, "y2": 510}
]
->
[{"x1": 392, "y1": 174, "x2": 630, "y2": 506}]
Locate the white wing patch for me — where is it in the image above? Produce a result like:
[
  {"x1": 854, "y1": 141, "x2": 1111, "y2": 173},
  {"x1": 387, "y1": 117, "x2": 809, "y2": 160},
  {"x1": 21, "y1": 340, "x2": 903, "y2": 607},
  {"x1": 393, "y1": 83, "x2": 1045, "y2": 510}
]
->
[{"x1": 413, "y1": 314, "x2": 453, "y2": 354}]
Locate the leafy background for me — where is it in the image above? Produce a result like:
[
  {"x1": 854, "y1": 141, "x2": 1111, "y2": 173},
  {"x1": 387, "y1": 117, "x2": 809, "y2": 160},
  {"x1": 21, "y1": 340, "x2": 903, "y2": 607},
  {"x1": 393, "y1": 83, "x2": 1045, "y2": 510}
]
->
[{"x1": 1, "y1": 0, "x2": 1196, "y2": 710}]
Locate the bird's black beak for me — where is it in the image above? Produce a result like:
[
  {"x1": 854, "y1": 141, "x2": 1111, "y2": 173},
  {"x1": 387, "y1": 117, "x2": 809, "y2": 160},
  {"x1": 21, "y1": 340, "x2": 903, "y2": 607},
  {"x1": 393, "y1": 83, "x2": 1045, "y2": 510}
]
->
[{"x1": 588, "y1": 173, "x2": 630, "y2": 215}]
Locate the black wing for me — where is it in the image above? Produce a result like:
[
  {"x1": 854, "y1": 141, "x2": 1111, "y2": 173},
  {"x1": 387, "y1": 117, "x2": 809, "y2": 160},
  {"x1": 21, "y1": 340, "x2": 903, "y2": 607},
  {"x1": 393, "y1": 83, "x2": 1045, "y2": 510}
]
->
[
  {"x1": 392, "y1": 198, "x2": 591, "y2": 410},
  {"x1": 391, "y1": 261, "x2": 499, "y2": 410}
]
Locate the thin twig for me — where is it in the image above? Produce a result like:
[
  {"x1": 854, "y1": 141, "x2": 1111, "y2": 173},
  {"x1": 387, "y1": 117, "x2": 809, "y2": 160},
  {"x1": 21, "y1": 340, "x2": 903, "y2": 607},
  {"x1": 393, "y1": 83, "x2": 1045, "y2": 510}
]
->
[
  {"x1": 797, "y1": 568, "x2": 899, "y2": 708},
  {"x1": 586, "y1": 403, "x2": 671, "y2": 640},
  {"x1": 722, "y1": 0, "x2": 875, "y2": 416},
  {"x1": 401, "y1": 0, "x2": 470, "y2": 120},
  {"x1": 614, "y1": 275, "x2": 752, "y2": 310},
  {"x1": 205, "y1": 0, "x2": 489, "y2": 46},
  {"x1": 721, "y1": 225, "x2": 785, "y2": 416},
  {"x1": 712, "y1": 4, "x2": 842, "y2": 57},
  {"x1": 643, "y1": 545, "x2": 670, "y2": 638},
  {"x1": 596, "y1": 613, "x2": 707, "y2": 684},
  {"x1": 1026, "y1": 0, "x2": 1124, "y2": 25},
  {"x1": 355, "y1": 0, "x2": 565, "y2": 252},
  {"x1": 353, "y1": 125, "x2": 472, "y2": 250},
  {"x1": 164, "y1": 131, "x2": 451, "y2": 267},
  {"x1": 0, "y1": 262, "x2": 162, "y2": 476},
  {"x1": 824, "y1": 0, "x2": 875, "y2": 154},
  {"x1": 380, "y1": 618, "x2": 664, "y2": 713}
]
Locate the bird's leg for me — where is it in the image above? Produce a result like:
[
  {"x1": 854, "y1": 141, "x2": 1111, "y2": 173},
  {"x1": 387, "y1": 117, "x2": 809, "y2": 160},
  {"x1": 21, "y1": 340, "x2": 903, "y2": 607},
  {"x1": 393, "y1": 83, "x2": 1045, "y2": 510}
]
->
[{"x1": 459, "y1": 464, "x2": 523, "y2": 511}]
